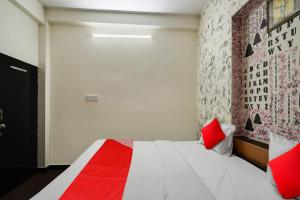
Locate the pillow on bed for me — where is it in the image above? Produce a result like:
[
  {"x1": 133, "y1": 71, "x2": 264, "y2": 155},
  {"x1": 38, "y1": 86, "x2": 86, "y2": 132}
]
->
[
  {"x1": 200, "y1": 119, "x2": 236, "y2": 155},
  {"x1": 213, "y1": 124, "x2": 236, "y2": 156},
  {"x1": 201, "y1": 118, "x2": 225, "y2": 149},
  {"x1": 269, "y1": 143, "x2": 300, "y2": 199},
  {"x1": 267, "y1": 132, "x2": 298, "y2": 186},
  {"x1": 267, "y1": 132, "x2": 300, "y2": 199}
]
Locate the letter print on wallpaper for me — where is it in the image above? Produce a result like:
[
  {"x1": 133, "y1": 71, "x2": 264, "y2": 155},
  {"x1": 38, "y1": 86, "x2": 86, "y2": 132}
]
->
[{"x1": 232, "y1": 0, "x2": 300, "y2": 143}]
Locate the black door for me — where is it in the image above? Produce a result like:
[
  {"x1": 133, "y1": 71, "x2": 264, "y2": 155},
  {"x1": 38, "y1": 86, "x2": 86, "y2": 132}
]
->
[{"x1": 0, "y1": 53, "x2": 37, "y2": 168}]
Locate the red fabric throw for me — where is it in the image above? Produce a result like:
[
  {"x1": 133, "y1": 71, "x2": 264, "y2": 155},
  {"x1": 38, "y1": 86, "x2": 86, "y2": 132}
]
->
[
  {"x1": 60, "y1": 139, "x2": 133, "y2": 200},
  {"x1": 269, "y1": 143, "x2": 300, "y2": 199},
  {"x1": 201, "y1": 118, "x2": 225, "y2": 149}
]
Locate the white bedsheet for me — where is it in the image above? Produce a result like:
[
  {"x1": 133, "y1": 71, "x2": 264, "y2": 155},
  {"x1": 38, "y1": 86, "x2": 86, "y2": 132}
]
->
[
  {"x1": 123, "y1": 141, "x2": 214, "y2": 200},
  {"x1": 122, "y1": 141, "x2": 167, "y2": 200},
  {"x1": 174, "y1": 141, "x2": 287, "y2": 200},
  {"x1": 32, "y1": 140, "x2": 287, "y2": 200}
]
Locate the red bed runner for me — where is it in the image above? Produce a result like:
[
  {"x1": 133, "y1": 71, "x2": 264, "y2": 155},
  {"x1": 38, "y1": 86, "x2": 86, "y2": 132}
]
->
[{"x1": 60, "y1": 139, "x2": 133, "y2": 200}]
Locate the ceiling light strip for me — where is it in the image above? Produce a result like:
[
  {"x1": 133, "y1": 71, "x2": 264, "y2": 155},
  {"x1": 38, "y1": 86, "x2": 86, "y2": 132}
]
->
[{"x1": 92, "y1": 34, "x2": 152, "y2": 39}]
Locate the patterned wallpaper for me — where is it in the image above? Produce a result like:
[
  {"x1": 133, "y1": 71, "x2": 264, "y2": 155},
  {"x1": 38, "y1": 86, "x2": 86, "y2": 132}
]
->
[
  {"x1": 232, "y1": 1, "x2": 300, "y2": 143},
  {"x1": 196, "y1": 0, "x2": 248, "y2": 128},
  {"x1": 197, "y1": 0, "x2": 300, "y2": 143}
]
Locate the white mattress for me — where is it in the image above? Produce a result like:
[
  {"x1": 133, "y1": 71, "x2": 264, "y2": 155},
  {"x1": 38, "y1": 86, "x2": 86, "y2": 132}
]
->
[{"x1": 32, "y1": 140, "x2": 287, "y2": 200}]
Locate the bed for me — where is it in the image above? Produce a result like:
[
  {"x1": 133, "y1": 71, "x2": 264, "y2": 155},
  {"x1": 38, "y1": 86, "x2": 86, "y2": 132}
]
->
[{"x1": 31, "y1": 139, "x2": 288, "y2": 200}]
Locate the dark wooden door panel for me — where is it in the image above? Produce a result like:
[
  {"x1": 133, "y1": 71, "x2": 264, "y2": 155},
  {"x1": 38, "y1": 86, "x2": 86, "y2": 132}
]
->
[{"x1": 0, "y1": 53, "x2": 37, "y2": 168}]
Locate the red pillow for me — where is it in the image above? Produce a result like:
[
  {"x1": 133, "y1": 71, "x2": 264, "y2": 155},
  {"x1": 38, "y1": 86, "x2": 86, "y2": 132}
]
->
[
  {"x1": 201, "y1": 118, "x2": 225, "y2": 149},
  {"x1": 269, "y1": 143, "x2": 300, "y2": 199}
]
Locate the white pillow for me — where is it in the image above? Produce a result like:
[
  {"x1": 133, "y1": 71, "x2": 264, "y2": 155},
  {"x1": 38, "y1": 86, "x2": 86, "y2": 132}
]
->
[
  {"x1": 267, "y1": 132, "x2": 298, "y2": 186},
  {"x1": 199, "y1": 123, "x2": 236, "y2": 156}
]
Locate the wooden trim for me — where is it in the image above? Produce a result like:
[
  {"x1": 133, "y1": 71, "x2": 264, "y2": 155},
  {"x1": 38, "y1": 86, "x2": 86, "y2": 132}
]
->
[
  {"x1": 233, "y1": 136, "x2": 269, "y2": 171},
  {"x1": 267, "y1": 0, "x2": 300, "y2": 32}
]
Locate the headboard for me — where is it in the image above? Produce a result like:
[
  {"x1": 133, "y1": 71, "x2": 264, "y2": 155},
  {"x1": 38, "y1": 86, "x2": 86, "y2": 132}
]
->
[{"x1": 233, "y1": 136, "x2": 269, "y2": 171}]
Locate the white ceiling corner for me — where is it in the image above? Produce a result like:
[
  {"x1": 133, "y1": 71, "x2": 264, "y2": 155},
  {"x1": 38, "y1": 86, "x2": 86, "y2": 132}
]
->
[{"x1": 39, "y1": 0, "x2": 207, "y2": 15}]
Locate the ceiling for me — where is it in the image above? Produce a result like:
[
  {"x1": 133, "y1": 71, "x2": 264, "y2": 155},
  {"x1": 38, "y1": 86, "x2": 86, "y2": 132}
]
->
[{"x1": 39, "y1": 0, "x2": 207, "y2": 15}]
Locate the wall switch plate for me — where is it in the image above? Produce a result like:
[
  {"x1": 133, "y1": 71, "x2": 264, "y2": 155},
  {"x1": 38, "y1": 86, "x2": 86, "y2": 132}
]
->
[{"x1": 85, "y1": 95, "x2": 99, "y2": 102}]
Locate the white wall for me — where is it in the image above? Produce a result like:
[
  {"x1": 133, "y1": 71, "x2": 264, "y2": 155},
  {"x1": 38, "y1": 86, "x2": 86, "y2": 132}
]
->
[
  {"x1": 0, "y1": 0, "x2": 39, "y2": 66},
  {"x1": 38, "y1": 20, "x2": 51, "y2": 167},
  {"x1": 0, "y1": 2, "x2": 199, "y2": 167},
  {"x1": 9, "y1": 0, "x2": 45, "y2": 24},
  {"x1": 50, "y1": 24, "x2": 197, "y2": 164},
  {"x1": 0, "y1": 0, "x2": 46, "y2": 167}
]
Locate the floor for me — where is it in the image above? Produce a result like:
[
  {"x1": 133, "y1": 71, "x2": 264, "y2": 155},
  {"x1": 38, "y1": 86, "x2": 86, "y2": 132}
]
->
[{"x1": 1, "y1": 168, "x2": 66, "y2": 200}]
